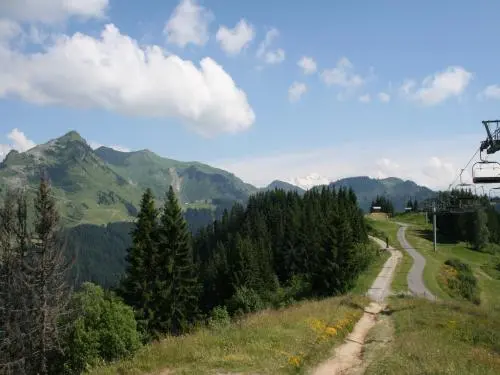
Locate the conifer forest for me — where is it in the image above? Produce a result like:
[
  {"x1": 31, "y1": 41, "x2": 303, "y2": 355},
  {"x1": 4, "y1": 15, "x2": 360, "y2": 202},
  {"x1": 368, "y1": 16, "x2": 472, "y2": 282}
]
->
[{"x1": 0, "y1": 178, "x2": 376, "y2": 374}]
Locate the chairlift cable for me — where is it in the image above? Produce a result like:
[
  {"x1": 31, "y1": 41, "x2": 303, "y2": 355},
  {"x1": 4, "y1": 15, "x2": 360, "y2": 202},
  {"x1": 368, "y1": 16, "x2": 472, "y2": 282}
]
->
[{"x1": 447, "y1": 146, "x2": 480, "y2": 191}]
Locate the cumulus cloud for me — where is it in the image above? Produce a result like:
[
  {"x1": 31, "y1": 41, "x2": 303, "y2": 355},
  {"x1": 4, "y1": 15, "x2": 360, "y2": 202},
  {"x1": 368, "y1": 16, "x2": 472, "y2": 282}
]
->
[
  {"x1": 0, "y1": 0, "x2": 109, "y2": 24},
  {"x1": 216, "y1": 19, "x2": 255, "y2": 56},
  {"x1": 210, "y1": 133, "x2": 483, "y2": 190},
  {"x1": 164, "y1": 0, "x2": 213, "y2": 48},
  {"x1": 0, "y1": 24, "x2": 255, "y2": 136},
  {"x1": 0, "y1": 128, "x2": 36, "y2": 161},
  {"x1": 359, "y1": 94, "x2": 371, "y2": 103},
  {"x1": 321, "y1": 57, "x2": 365, "y2": 88},
  {"x1": 378, "y1": 92, "x2": 390, "y2": 102},
  {"x1": 256, "y1": 28, "x2": 285, "y2": 65},
  {"x1": 478, "y1": 84, "x2": 500, "y2": 100},
  {"x1": 297, "y1": 56, "x2": 317, "y2": 75},
  {"x1": 288, "y1": 82, "x2": 307, "y2": 102},
  {"x1": 400, "y1": 66, "x2": 473, "y2": 106}
]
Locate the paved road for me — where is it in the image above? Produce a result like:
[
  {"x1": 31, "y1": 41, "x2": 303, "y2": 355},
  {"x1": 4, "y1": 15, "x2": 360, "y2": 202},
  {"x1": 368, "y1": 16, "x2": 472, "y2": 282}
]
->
[
  {"x1": 367, "y1": 236, "x2": 402, "y2": 302},
  {"x1": 395, "y1": 223, "x2": 436, "y2": 301}
]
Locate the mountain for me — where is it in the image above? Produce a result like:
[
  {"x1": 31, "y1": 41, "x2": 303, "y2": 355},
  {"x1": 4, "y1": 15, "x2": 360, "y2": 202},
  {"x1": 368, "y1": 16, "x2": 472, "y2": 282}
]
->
[
  {"x1": 330, "y1": 176, "x2": 436, "y2": 212},
  {"x1": 262, "y1": 180, "x2": 305, "y2": 194},
  {"x1": 288, "y1": 173, "x2": 330, "y2": 190},
  {"x1": 0, "y1": 131, "x2": 258, "y2": 226}
]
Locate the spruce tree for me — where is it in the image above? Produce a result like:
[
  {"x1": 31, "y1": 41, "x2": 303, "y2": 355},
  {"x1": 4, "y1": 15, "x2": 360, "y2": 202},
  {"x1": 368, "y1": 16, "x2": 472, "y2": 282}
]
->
[
  {"x1": 157, "y1": 186, "x2": 199, "y2": 335},
  {"x1": 121, "y1": 188, "x2": 158, "y2": 337},
  {"x1": 25, "y1": 176, "x2": 70, "y2": 375}
]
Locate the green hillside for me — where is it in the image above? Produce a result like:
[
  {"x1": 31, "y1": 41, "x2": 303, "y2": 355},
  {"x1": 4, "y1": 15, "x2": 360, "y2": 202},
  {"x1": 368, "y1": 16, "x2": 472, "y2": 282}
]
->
[
  {"x1": 0, "y1": 131, "x2": 258, "y2": 226},
  {"x1": 261, "y1": 180, "x2": 306, "y2": 194},
  {"x1": 331, "y1": 176, "x2": 436, "y2": 212}
]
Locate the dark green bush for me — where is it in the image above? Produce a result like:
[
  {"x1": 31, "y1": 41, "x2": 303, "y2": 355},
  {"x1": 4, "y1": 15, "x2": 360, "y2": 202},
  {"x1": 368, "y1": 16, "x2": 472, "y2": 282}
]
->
[{"x1": 444, "y1": 259, "x2": 480, "y2": 305}]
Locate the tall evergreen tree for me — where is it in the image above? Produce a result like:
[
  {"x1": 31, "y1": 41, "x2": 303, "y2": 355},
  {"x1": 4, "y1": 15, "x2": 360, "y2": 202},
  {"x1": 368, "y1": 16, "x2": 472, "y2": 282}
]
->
[
  {"x1": 157, "y1": 186, "x2": 199, "y2": 335},
  {"x1": 121, "y1": 188, "x2": 159, "y2": 337},
  {"x1": 473, "y1": 208, "x2": 489, "y2": 251},
  {"x1": 25, "y1": 176, "x2": 70, "y2": 375}
]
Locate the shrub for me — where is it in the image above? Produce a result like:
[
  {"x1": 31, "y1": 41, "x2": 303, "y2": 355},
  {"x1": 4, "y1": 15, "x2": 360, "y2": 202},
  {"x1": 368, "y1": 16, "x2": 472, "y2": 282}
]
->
[
  {"x1": 226, "y1": 286, "x2": 264, "y2": 316},
  {"x1": 443, "y1": 259, "x2": 480, "y2": 305},
  {"x1": 207, "y1": 306, "x2": 231, "y2": 330},
  {"x1": 61, "y1": 282, "x2": 141, "y2": 373}
]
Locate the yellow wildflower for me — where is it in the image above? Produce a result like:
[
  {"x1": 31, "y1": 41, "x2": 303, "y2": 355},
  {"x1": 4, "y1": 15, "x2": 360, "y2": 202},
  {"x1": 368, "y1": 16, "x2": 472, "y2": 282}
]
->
[
  {"x1": 325, "y1": 327, "x2": 337, "y2": 336},
  {"x1": 288, "y1": 355, "x2": 302, "y2": 368}
]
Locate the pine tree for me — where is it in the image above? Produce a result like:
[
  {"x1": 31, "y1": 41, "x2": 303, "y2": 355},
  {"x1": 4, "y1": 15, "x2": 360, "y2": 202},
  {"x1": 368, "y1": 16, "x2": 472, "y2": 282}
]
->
[
  {"x1": 24, "y1": 176, "x2": 70, "y2": 375},
  {"x1": 0, "y1": 190, "x2": 28, "y2": 375},
  {"x1": 121, "y1": 188, "x2": 159, "y2": 337},
  {"x1": 473, "y1": 208, "x2": 489, "y2": 251},
  {"x1": 157, "y1": 186, "x2": 199, "y2": 335}
]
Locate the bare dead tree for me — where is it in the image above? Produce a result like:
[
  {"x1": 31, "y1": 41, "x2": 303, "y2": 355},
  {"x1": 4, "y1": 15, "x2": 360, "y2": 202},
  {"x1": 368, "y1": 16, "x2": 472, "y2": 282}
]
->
[
  {"x1": 0, "y1": 176, "x2": 71, "y2": 375},
  {"x1": 21, "y1": 176, "x2": 71, "y2": 375},
  {"x1": 0, "y1": 189, "x2": 30, "y2": 375}
]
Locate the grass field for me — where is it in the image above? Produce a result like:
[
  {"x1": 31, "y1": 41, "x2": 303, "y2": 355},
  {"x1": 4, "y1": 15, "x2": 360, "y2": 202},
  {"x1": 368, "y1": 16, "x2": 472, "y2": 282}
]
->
[
  {"x1": 366, "y1": 216, "x2": 412, "y2": 294},
  {"x1": 392, "y1": 213, "x2": 500, "y2": 309},
  {"x1": 88, "y1": 295, "x2": 368, "y2": 375},
  {"x1": 87, "y1": 240, "x2": 389, "y2": 375},
  {"x1": 364, "y1": 296, "x2": 500, "y2": 375}
]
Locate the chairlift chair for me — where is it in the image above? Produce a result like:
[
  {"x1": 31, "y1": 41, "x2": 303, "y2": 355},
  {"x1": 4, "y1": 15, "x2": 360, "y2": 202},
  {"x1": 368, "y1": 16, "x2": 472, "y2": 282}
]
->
[{"x1": 472, "y1": 154, "x2": 500, "y2": 184}]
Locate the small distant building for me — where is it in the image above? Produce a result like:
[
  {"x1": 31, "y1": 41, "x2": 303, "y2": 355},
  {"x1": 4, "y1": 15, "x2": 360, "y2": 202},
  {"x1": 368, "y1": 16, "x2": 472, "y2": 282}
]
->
[
  {"x1": 371, "y1": 206, "x2": 382, "y2": 211},
  {"x1": 405, "y1": 207, "x2": 412, "y2": 212}
]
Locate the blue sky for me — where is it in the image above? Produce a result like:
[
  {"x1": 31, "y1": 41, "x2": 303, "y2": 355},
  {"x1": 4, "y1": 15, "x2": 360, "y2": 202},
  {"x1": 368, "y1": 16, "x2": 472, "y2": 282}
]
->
[{"x1": 1, "y1": 0, "x2": 500, "y2": 189}]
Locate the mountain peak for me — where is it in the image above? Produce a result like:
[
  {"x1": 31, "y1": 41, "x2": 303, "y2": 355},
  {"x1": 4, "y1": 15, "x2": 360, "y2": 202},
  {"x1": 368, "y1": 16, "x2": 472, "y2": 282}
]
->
[{"x1": 59, "y1": 130, "x2": 85, "y2": 143}]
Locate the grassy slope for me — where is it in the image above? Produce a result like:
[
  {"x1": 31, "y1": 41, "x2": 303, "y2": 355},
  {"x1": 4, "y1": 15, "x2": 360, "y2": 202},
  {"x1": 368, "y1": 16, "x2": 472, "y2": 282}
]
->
[
  {"x1": 362, "y1": 212, "x2": 500, "y2": 374},
  {"x1": 365, "y1": 297, "x2": 500, "y2": 375},
  {"x1": 395, "y1": 213, "x2": 500, "y2": 309},
  {"x1": 366, "y1": 215, "x2": 412, "y2": 293},
  {"x1": 88, "y1": 295, "x2": 368, "y2": 375},
  {"x1": 88, "y1": 241, "x2": 388, "y2": 375}
]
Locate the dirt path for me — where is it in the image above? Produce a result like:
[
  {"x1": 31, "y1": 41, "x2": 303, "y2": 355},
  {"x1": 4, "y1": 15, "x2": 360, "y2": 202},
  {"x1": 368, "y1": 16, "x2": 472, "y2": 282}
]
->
[{"x1": 310, "y1": 238, "x2": 401, "y2": 375}]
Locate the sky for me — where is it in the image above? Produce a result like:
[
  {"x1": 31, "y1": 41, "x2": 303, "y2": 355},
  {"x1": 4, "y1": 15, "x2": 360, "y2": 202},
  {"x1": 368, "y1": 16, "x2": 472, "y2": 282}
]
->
[{"x1": 1, "y1": 0, "x2": 500, "y2": 190}]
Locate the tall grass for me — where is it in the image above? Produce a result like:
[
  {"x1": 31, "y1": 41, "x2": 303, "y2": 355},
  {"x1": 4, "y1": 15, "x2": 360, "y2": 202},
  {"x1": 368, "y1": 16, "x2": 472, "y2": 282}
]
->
[
  {"x1": 88, "y1": 295, "x2": 369, "y2": 375},
  {"x1": 365, "y1": 296, "x2": 500, "y2": 375}
]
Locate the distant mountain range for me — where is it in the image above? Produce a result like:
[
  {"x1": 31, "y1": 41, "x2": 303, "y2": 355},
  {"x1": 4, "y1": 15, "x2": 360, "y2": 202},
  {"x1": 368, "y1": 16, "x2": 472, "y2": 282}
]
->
[
  {"x1": 0, "y1": 131, "x2": 257, "y2": 226},
  {"x1": 0, "y1": 131, "x2": 437, "y2": 226},
  {"x1": 0, "y1": 130, "x2": 439, "y2": 287},
  {"x1": 330, "y1": 176, "x2": 436, "y2": 212}
]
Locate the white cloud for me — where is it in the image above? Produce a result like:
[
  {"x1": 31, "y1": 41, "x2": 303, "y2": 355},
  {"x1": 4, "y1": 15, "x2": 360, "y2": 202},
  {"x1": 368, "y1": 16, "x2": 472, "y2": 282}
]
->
[
  {"x1": 0, "y1": 24, "x2": 255, "y2": 136},
  {"x1": 297, "y1": 56, "x2": 317, "y2": 75},
  {"x1": 288, "y1": 82, "x2": 307, "y2": 102},
  {"x1": 400, "y1": 66, "x2": 473, "y2": 106},
  {"x1": 216, "y1": 19, "x2": 255, "y2": 56},
  {"x1": 321, "y1": 57, "x2": 365, "y2": 88},
  {"x1": 0, "y1": 128, "x2": 36, "y2": 161},
  {"x1": 359, "y1": 94, "x2": 371, "y2": 103},
  {"x1": 256, "y1": 28, "x2": 285, "y2": 65},
  {"x1": 164, "y1": 0, "x2": 213, "y2": 48},
  {"x1": 0, "y1": 19, "x2": 22, "y2": 42},
  {"x1": 478, "y1": 84, "x2": 500, "y2": 100},
  {"x1": 378, "y1": 92, "x2": 390, "y2": 102},
  {"x1": 89, "y1": 141, "x2": 130, "y2": 152},
  {"x1": 210, "y1": 133, "x2": 484, "y2": 190},
  {"x1": 0, "y1": 0, "x2": 108, "y2": 24}
]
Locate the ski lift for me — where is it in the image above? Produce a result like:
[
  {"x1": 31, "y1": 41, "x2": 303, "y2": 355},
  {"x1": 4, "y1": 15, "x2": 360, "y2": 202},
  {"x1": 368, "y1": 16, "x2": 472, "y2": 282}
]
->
[
  {"x1": 472, "y1": 153, "x2": 500, "y2": 184},
  {"x1": 455, "y1": 169, "x2": 476, "y2": 193},
  {"x1": 488, "y1": 187, "x2": 500, "y2": 205}
]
